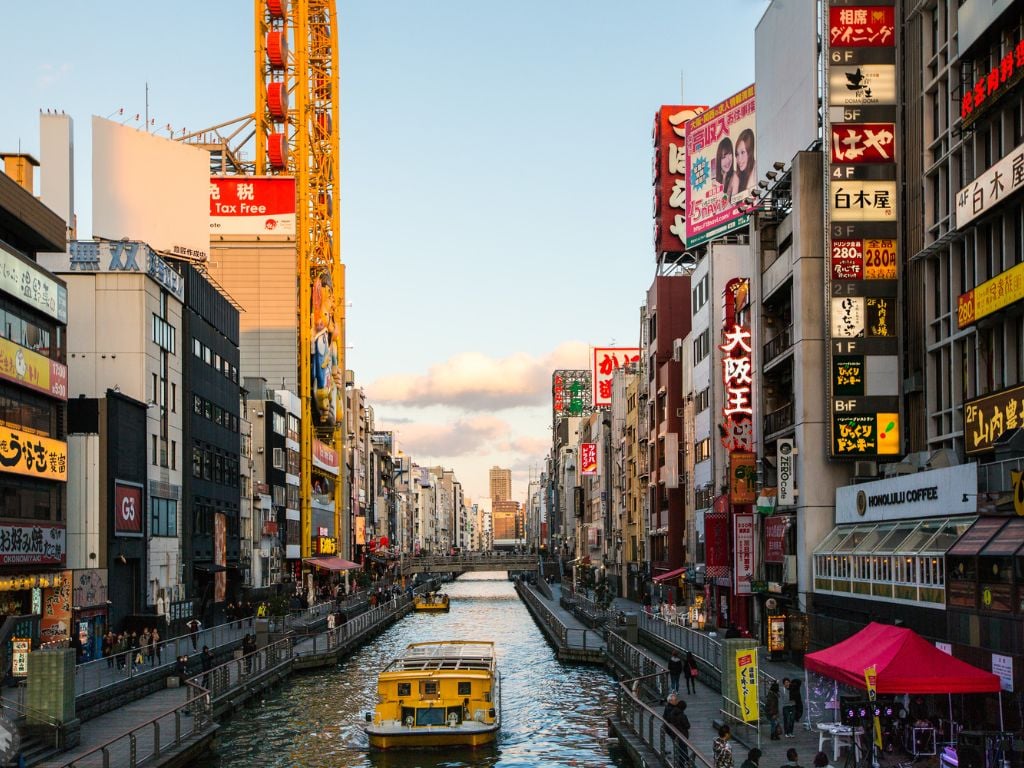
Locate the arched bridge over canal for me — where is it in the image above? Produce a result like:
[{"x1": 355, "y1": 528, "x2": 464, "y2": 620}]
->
[{"x1": 401, "y1": 553, "x2": 537, "y2": 575}]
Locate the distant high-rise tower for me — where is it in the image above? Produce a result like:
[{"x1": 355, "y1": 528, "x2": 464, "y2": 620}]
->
[{"x1": 489, "y1": 466, "x2": 512, "y2": 502}]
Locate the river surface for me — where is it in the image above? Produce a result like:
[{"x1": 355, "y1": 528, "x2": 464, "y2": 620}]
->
[{"x1": 196, "y1": 573, "x2": 630, "y2": 767}]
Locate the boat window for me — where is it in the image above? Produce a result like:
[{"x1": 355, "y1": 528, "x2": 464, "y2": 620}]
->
[
  {"x1": 458, "y1": 682, "x2": 471, "y2": 696},
  {"x1": 416, "y1": 706, "x2": 446, "y2": 727},
  {"x1": 421, "y1": 680, "x2": 439, "y2": 696},
  {"x1": 397, "y1": 683, "x2": 411, "y2": 697}
]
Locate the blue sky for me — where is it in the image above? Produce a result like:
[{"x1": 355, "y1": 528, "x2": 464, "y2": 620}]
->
[{"x1": 5, "y1": 1, "x2": 769, "y2": 500}]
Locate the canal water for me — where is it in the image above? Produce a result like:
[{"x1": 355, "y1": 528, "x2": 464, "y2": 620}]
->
[{"x1": 197, "y1": 573, "x2": 630, "y2": 767}]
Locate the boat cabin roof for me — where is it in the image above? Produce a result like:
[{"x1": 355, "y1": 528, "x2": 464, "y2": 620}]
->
[{"x1": 387, "y1": 641, "x2": 495, "y2": 672}]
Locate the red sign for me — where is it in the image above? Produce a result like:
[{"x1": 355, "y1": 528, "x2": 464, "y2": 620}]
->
[
  {"x1": 313, "y1": 438, "x2": 338, "y2": 473},
  {"x1": 830, "y1": 123, "x2": 895, "y2": 163},
  {"x1": 961, "y1": 38, "x2": 1024, "y2": 123},
  {"x1": 832, "y1": 240, "x2": 863, "y2": 280},
  {"x1": 720, "y1": 323, "x2": 753, "y2": 452},
  {"x1": 210, "y1": 176, "x2": 296, "y2": 235},
  {"x1": 592, "y1": 348, "x2": 641, "y2": 408},
  {"x1": 113, "y1": 481, "x2": 143, "y2": 536},
  {"x1": 653, "y1": 105, "x2": 706, "y2": 255},
  {"x1": 765, "y1": 516, "x2": 788, "y2": 564},
  {"x1": 705, "y1": 508, "x2": 730, "y2": 580},
  {"x1": 828, "y1": 6, "x2": 894, "y2": 47},
  {"x1": 580, "y1": 442, "x2": 598, "y2": 475}
]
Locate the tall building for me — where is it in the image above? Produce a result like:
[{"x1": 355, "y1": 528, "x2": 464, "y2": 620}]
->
[
  {"x1": 489, "y1": 466, "x2": 512, "y2": 502},
  {"x1": 0, "y1": 154, "x2": 71, "y2": 656}
]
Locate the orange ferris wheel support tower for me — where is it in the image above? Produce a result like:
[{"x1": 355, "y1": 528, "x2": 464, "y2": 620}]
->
[{"x1": 255, "y1": 0, "x2": 345, "y2": 562}]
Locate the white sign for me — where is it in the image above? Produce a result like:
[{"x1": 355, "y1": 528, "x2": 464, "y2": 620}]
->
[
  {"x1": 830, "y1": 180, "x2": 897, "y2": 221},
  {"x1": 992, "y1": 653, "x2": 1014, "y2": 692},
  {"x1": 733, "y1": 513, "x2": 756, "y2": 595},
  {"x1": 935, "y1": 642, "x2": 952, "y2": 655},
  {"x1": 828, "y1": 65, "x2": 896, "y2": 105},
  {"x1": 835, "y1": 463, "x2": 978, "y2": 523},
  {"x1": 777, "y1": 439, "x2": 796, "y2": 506},
  {"x1": 0, "y1": 243, "x2": 67, "y2": 323},
  {"x1": 956, "y1": 141, "x2": 1024, "y2": 230},
  {"x1": 210, "y1": 177, "x2": 296, "y2": 236}
]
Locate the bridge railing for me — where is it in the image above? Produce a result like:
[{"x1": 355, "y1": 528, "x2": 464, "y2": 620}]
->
[
  {"x1": 186, "y1": 637, "x2": 294, "y2": 701},
  {"x1": 402, "y1": 553, "x2": 537, "y2": 573},
  {"x1": 293, "y1": 596, "x2": 407, "y2": 657}
]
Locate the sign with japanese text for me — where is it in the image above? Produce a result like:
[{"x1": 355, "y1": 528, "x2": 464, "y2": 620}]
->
[
  {"x1": 312, "y1": 438, "x2": 339, "y2": 474},
  {"x1": 580, "y1": 442, "x2": 598, "y2": 475},
  {"x1": 72, "y1": 569, "x2": 108, "y2": 609},
  {"x1": 592, "y1": 348, "x2": 640, "y2": 408},
  {"x1": 958, "y1": 260, "x2": 1024, "y2": 329},
  {"x1": 765, "y1": 515, "x2": 788, "y2": 563},
  {"x1": 730, "y1": 452, "x2": 757, "y2": 504},
  {"x1": 11, "y1": 638, "x2": 29, "y2": 677},
  {"x1": 777, "y1": 440, "x2": 795, "y2": 506},
  {"x1": 684, "y1": 85, "x2": 755, "y2": 247},
  {"x1": 735, "y1": 649, "x2": 760, "y2": 723},
  {"x1": 961, "y1": 38, "x2": 1024, "y2": 126},
  {"x1": 0, "y1": 337, "x2": 67, "y2": 400},
  {"x1": 0, "y1": 243, "x2": 67, "y2": 324},
  {"x1": 0, "y1": 523, "x2": 65, "y2": 566},
  {"x1": 704, "y1": 504, "x2": 730, "y2": 580},
  {"x1": 827, "y1": 65, "x2": 896, "y2": 106},
  {"x1": 964, "y1": 383, "x2": 1024, "y2": 454},
  {"x1": 0, "y1": 427, "x2": 67, "y2": 482},
  {"x1": 829, "y1": 6, "x2": 895, "y2": 47},
  {"x1": 864, "y1": 665, "x2": 884, "y2": 747},
  {"x1": 315, "y1": 536, "x2": 337, "y2": 555},
  {"x1": 831, "y1": 123, "x2": 896, "y2": 163},
  {"x1": 63, "y1": 240, "x2": 185, "y2": 302},
  {"x1": 113, "y1": 481, "x2": 143, "y2": 536},
  {"x1": 830, "y1": 180, "x2": 897, "y2": 221},
  {"x1": 355, "y1": 515, "x2": 366, "y2": 546},
  {"x1": 40, "y1": 571, "x2": 72, "y2": 645},
  {"x1": 210, "y1": 176, "x2": 296, "y2": 236},
  {"x1": 825, "y1": 0, "x2": 900, "y2": 460},
  {"x1": 733, "y1": 512, "x2": 756, "y2": 595},
  {"x1": 720, "y1": 323, "x2": 754, "y2": 452},
  {"x1": 833, "y1": 413, "x2": 900, "y2": 456},
  {"x1": 552, "y1": 369, "x2": 591, "y2": 427},
  {"x1": 654, "y1": 105, "x2": 706, "y2": 256},
  {"x1": 956, "y1": 141, "x2": 1024, "y2": 230}
]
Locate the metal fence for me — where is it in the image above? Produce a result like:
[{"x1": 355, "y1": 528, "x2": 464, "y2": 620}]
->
[
  {"x1": 187, "y1": 637, "x2": 293, "y2": 701},
  {"x1": 616, "y1": 675, "x2": 715, "y2": 768},
  {"x1": 292, "y1": 596, "x2": 408, "y2": 657}
]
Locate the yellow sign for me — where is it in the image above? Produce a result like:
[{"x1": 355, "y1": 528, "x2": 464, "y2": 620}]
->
[
  {"x1": 0, "y1": 426, "x2": 67, "y2": 481},
  {"x1": 965, "y1": 384, "x2": 1024, "y2": 454},
  {"x1": 958, "y1": 250, "x2": 1024, "y2": 329},
  {"x1": 864, "y1": 665, "x2": 883, "y2": 749},
  {"x1": 0, "y1": 337, "x2": 68, "y2": 399},
  {"x1": 863, "y1": 239, "x2": 898, "y2": 280},
  {"x1": 735, "y1": 649, "x2": 760, "y2": 723},
  {"x1": 316, "y1": 536, "x2": 337, "y2": 555}
]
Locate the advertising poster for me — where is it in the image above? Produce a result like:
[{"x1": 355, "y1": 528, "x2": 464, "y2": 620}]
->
[
  {"x1": 214, "y1": 513, "x2": 227, "y2": 604},
  {"x1": 704, "y1": 503, "x2": 730, "y2": 580},
  {"x1": 735, "y1": 649, "x2": 760, "y2": 723},
  {"x1": 113, "y1": 481, "x2": 144, "y2": 537},
  {"x1": 684, "y1": 85, "x2": 755, "y2": 246},
  {"x1": 654, "y1": 105, "x2": 706, "y2": 255},
  {"x1": 733, "y1": 512, "x2": 756, "y2": 595},
  {"x1": 311, "y1": 268, "x2": 342, "y2": 426},
  {"x1": 40, "y1": 570, "x2": 72, "y2": 644},
  {"x1": 767, "y1": 616, "x2": 787, "y2": 652},
  {"x1": 210, "y1": 176, "x2": 296, "y2": 235},
  {"x1": 580, "y1": 443, "x2": 598, "y2": 475},
  {"x1": 592, "y1": 348, "x2": 640, "y2": 408}
]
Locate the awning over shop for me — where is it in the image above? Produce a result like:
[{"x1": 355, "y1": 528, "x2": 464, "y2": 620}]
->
[
  {"x1": 947, "y1": 516, "x2": 1007, "y2": 556},
  {"x1": 653, "y1": 566, "x2": 687, "y2": 583},
  {"x1": 979, "y1": 517, "x2": 1024, "y2": 556},
  {"x1": 805, "y1": 621, "x2": 1001, "y2": 694},
  {"x1": 303, "y1": 556, "x2": 361, "y2": 571},
  {"x1": 812, "y1": 516, "x2": 975, "y2": 559}
]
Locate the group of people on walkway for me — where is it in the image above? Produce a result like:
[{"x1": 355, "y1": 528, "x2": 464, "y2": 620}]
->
[
  {"x1": 102, "y1": 627, "x2": 162, "y2": 672},
  {"x1": 763, "y1": 677, "x2": 804, "y2": 739},
  {"x1": 713, "y1": 724, "x2": 835, "y2": 768},
  {"x1": 667, "y1": 650, "x2": 699, "y2": 694}
]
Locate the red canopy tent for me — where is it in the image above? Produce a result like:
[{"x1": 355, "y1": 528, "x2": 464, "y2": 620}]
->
[{"x1": 805, "y1": 622, "x2": 1000, "y2": 694}]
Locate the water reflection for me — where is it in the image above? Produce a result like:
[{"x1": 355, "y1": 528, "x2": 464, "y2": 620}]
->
[{"x1": 198, "y1": 573, "x2": 629, "y2": 767}]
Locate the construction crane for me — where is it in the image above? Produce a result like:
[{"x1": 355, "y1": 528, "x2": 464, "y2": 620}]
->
[{"x1": 182, "y1": 0, "x2": 345, "y2": 567}]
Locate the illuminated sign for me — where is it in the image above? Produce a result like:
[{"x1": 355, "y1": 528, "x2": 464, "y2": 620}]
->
[
  {"x1": 833, "y1": 356, "x2": 865, "y2": 396},
  {"x1": 777, "y1": 441, "x2": 795, "y2": 507},
  {"x1": 653, "y1": 105, "x2": 706, "y2": 256},
  {"x1": 960, "y1": 38, "x2": 1024, "y2": 126},
  {"x1": 0, "y1": 243, "x2": 67, "y2": 323},
  {"x1": 833, "y1": 413, "x2": 900, "y2": 456},
  {"x1": 765, "y1": 516, "x2": 788, "y2": 564},
  {"x1": 0, "y1": 523, "x2": 66, "y2": 566},
  {"x1": 552, "y1": 369, "x2": 591, "y2": 427},
  {"x1": 11, "y1": 638, "x2": 30, "y2": 677},
  {"x1": 831, "y1": 124, "x2": 896, "y2": 163},
  {"x1": 684, "y1": 85, "x2": 755, "y2": 247},
  {"x1": 316, "y1": 536, "x2": 337, "y2": 555},
  {"x1": 210, "y1": 176, "x2": 296, "y2": 236},
  {"x1": 720, "y1": 323, "x2": 754, "y2": 452},
  {"x1": 830, "y1": 180, "x2": 897, "y2": 221},
  {"x1": 828, "y1": 6, "x2": 895, "y2": 47},
  {"x1": 827, "y1": 65, "x2": 896, "y2": 106},
  {"x1": 955, "y1": 141, "x2": 1024, "y2": 230},
  {"x1": 0, "y1": 427, "x2": 67, "y2": 481},
  {"x1": 965, "y1": 383, "x2": 1024, "y2": 454},
  {"x1": 592, "y1": 348, "x2": 640, "y2": 408},
  {"x1": 767, "y1": 615, "x2": 787, "y2": 652},
  {"x1": 580, "y1": 442, "x2": 598, "y2": 475},
  {"x1": 733, "y1": 512, "x2": 756, "y2": 595},
  {"x1": 831, "y1": 239, "x2": 897, "y2": 280},
  {"x1": 311, "y1": 267, "x2": 341, "y2": 427},
  {"x1": 0, "y1": 338, "x2": 67, "y2": 400},
  {"x1": 958, "y1": 259, "x2": 1024, "y2": 329},
  {"x1": 113, "y1": 481, "x2": 143, "y2": 536}
]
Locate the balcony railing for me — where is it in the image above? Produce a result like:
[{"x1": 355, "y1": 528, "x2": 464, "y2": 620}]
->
[
  {"x1": 764, "y1": 402, "x2": 794, "y2": 436},
  {"x1": 763, "y1": 325, "x2": 793, "y2": 365}
]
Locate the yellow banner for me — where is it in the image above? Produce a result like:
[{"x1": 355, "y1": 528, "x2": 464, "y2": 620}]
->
[
  {"x1": 864, "y1": 665, "x2": 883, "y2": 748},
  {"x1": 735, "y1": 648, "x2": 760, "y2": 723},
  {"x1": 0, "y1": 426, "x2": 67, "y2": 481}
]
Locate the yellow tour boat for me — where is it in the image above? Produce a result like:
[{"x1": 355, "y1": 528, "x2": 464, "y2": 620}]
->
[
  {"x1": 365, "y1": 640, "x2": 501, "y2": 750},
  {"x1": 413, "y1": 591, "x2": 450, "y2": 612}
]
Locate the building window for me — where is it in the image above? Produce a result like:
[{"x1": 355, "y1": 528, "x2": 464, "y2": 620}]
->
[
  {"x1": 192, "y1": 446, "x2": 203, "y2": 477},
  {"x1": 151, "y1": 497, "x2": 177, "y2": 537},
  {"x1": 273, "y1": 447, "x2": 286, "y2": 470},
  {"x1": 193, "y1": 338, "x2": 201, "y2": 357},
  {"x1": 272, "y1": 413, "x2": 285, "y2": 436},
  {"x1": 170, "y1": 440, "x2": 177, "y2": 471},
  {"x1": 203, "y1": 345, "x2": 211, "y2": 365},
  {"x1": 152, "y1": 434, "x2": 157, "y2": 465},
  {"x1": 194, "y1": 395, "x2": 202, "y2": 415},
  {"x1": 171, "y1": 383, "x2": 176, "y2": 413}
]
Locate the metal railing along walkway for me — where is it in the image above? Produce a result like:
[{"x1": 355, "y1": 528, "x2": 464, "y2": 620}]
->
[
  {"x1": 615, "y1": 673, "x2": 715, "y2": 768},
  {"x1": 186, "y1": 637, "x2": 293, "y2": 703},
  {"x1": 517, "y1": 584, "x2": 603, "y2": 652},
  {"x1": 292, "y1": 596, "x2": 408, "y2": 658}
]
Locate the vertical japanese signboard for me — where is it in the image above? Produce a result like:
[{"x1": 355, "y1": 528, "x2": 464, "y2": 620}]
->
[
  {"x1": 735, "y1": 649, "x2": 760, "y2": 722},
  {"x1": 733, "y1": 512, "x2": 756, "y2": 595},
  {"x1": 592, "y1": 348, "x2": 640, "y2": 408},
  {"x1": 552, "y1": 369, "x2": 592, "y2": 428},
  {"x1": 580, "y1": 443, "x2": 598, "y2": 475},
  {"x1": 825, "y1": 2, "x2": 901, "y2": 459},
  {"x1": 653, "y1": 105, "x2": 707, "y2": 257}
]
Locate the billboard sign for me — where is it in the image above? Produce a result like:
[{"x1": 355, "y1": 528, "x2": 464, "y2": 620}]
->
[
  {"x1": 956, "y1": 141, "x2": 1024, "y2": 229},
  {"x1": 777, "y1": 439, "x2": 795, "y2": 505},
  {"x1": 964, "y1": 383, "x2": 1024, "y2": 454},
  {"x1": 0, "y1": 427, "x2": 67, "y2": 482},
  {"x1": 113, "y1": 480, "x2": 144, "y2": 536},
  {"x1": 311, "y1": 268, "x2": 342, "y2": 427},
  {"x1": 0, "y1": 523, "x2": 66, "y2": 566},
  {"x1": 210, "y1": 176, "x2": 296, "y2": 236},
  {"x1": 653, "y1": 105, "x2": 706, "y2": 256},
  {"x1": 733, "y1": 512, "x2": 756, "y2": 595},
  {"x1": 828, "y1": 6, "x2": 895, "y2": 47},
  {"x1": 592, "y1": 348, "x2": 640, "y2": 408},
  {"x1": 684, "y1": 85, "x2": 755, "y2": 246},
  {"x1": 552, "y1": 369, "x2": 591, "y2": 427},
  {"x1": 0, "y1": 243, "x2": 67, "y2": 323},
  {"x1": 0, "y1": 337, "x2": 68, "y2": 400},
  {"x1": 580, "y1": 442, "x2": 598, "y2": 475}
]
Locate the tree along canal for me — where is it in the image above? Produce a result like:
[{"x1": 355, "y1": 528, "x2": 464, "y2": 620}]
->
[{"x1": 196, "y1": 573, "x2": 631, "y2": 767}]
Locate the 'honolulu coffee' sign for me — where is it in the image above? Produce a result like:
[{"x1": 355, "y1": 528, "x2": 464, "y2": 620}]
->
[{"x1": 837, "y1": 463, "x2": 977, "y2": 524}]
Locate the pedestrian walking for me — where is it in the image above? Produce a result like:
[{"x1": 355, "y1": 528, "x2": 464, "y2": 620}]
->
[
  {"x1": 668, "y1": 652, "x2": 683, "y2": 693},
  {"x1": 684, "y1": 651, "x2": 699, "y2": 694},
  {"x1": 187, "y1": 617, "x2": 202, "y2": 650},
  {"x1": 103, "y1": 631, "x2": 114, "y2": 669},
  {"x1": 765, "y1": 680, "x2": 781, "y2": 740},
  {"x1": 151, "y1": 628, "x2": 162, "y2": 666},
  {"x1": 201, "y1": 645, "x2": 213, "y2": 689},
  {"x1": 114, "y1": 633, "x2": 128, "y2": 671},
  {"x1": 713, "y1": 725, "x2": 734, "y2": 768},
  {"x1": 741, "y1": 747, "x2": 762, "y2": 768},
  {"x1": 782, "y1": 677, "x2": 803, "y2": 737}
]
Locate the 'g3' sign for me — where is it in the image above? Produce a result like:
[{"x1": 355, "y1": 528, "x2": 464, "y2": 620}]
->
[{"x1": 114, "y1": 481, "x2": 144, "y2": 536}]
